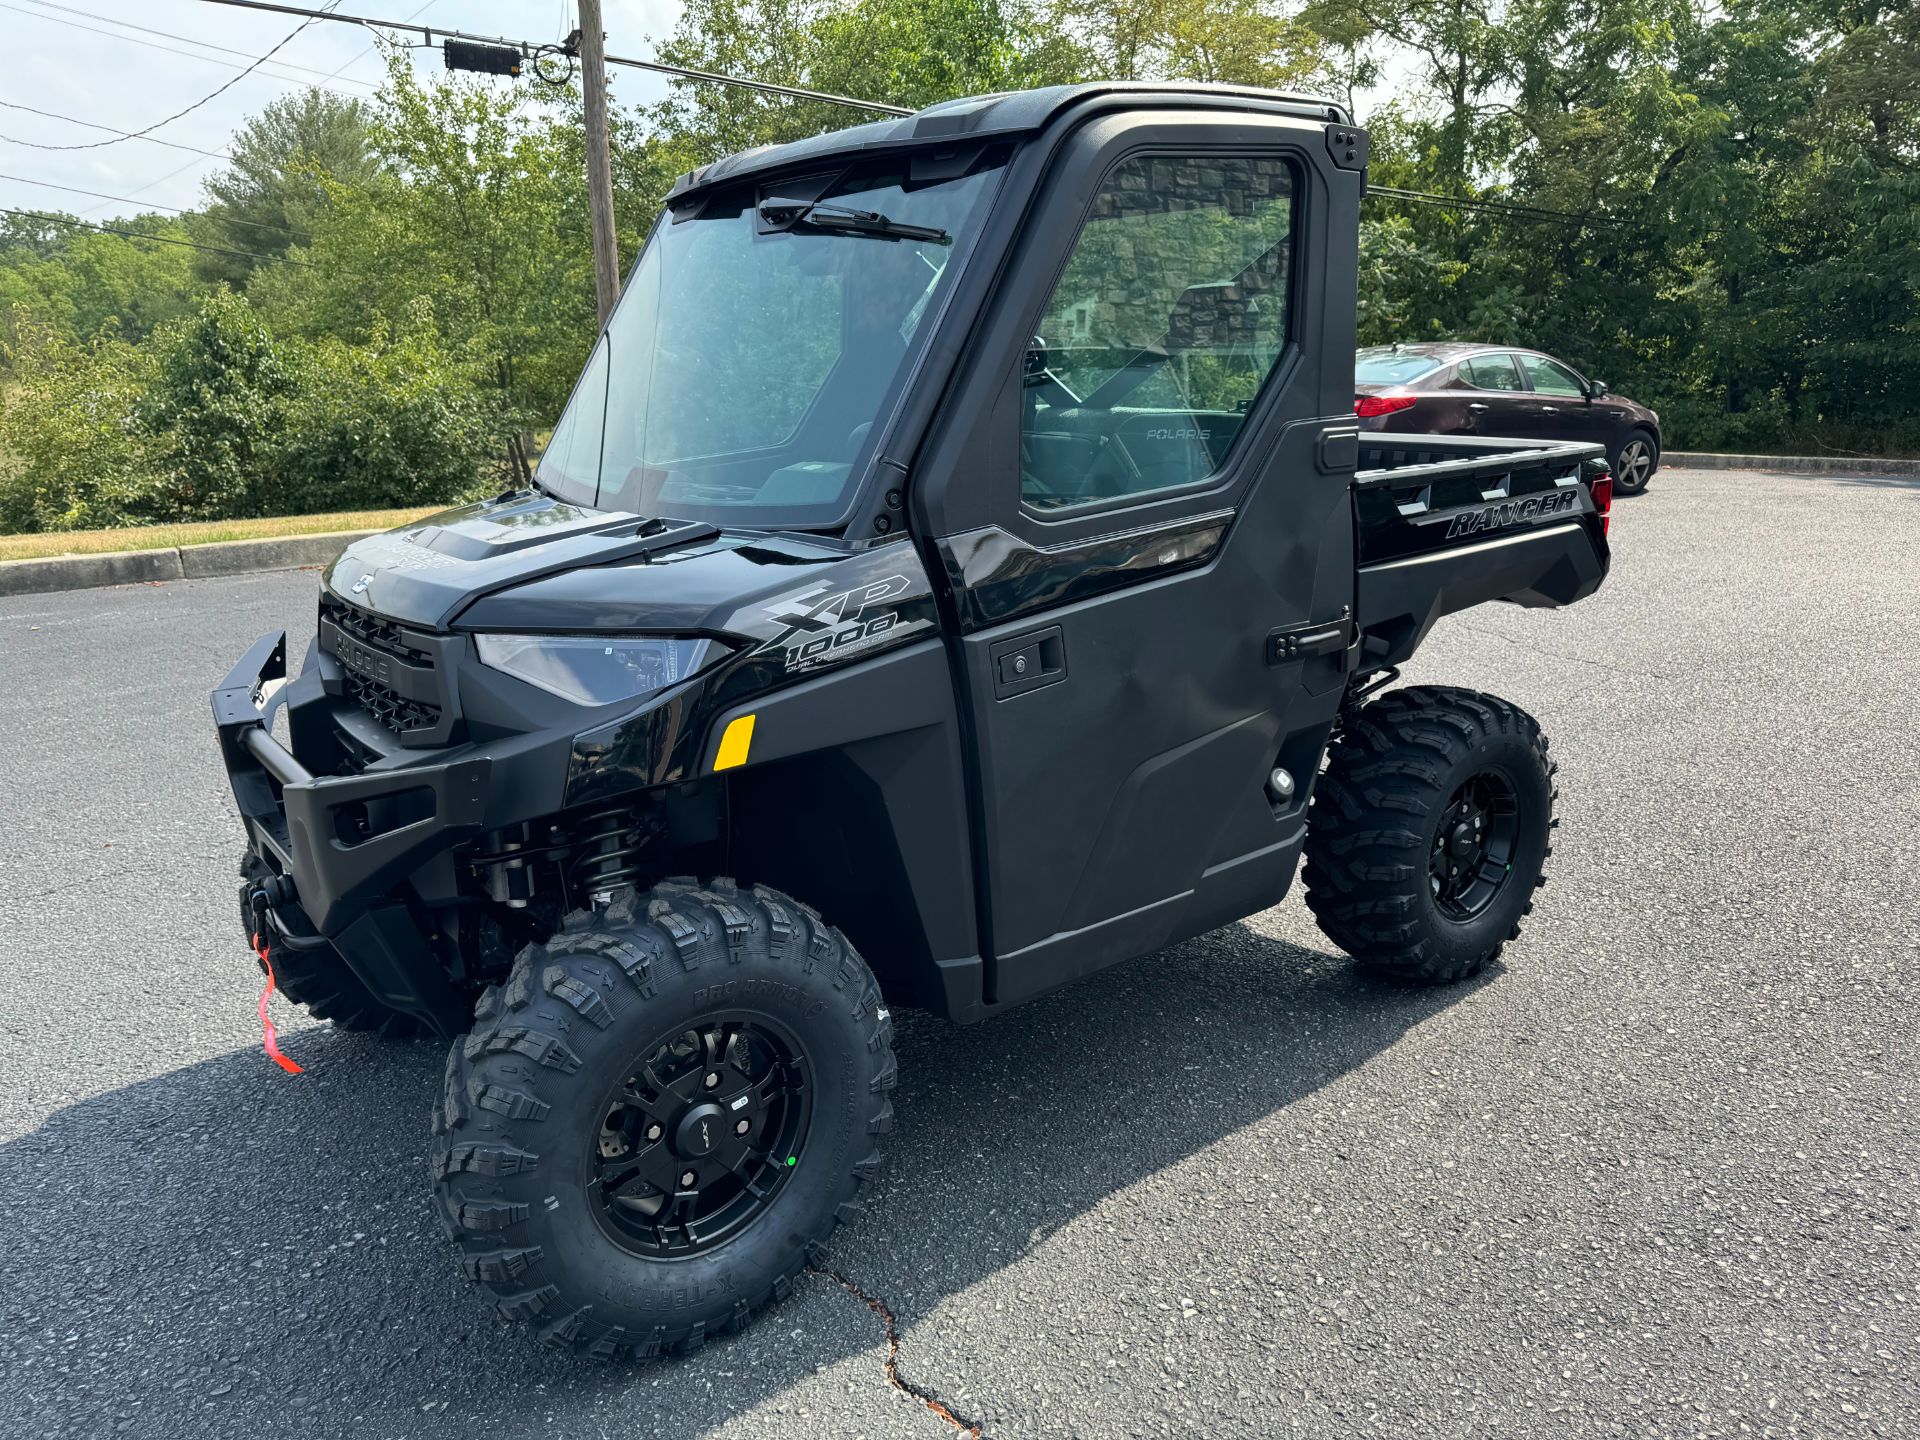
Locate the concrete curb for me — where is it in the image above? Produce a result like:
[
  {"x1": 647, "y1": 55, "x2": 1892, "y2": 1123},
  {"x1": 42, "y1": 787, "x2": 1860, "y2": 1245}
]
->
[
  {"x1": 0, "y1": 528, "x2": 376, "y2": 598},
  {"x1": 1668, "y1": 451, "x2": 1920, "y2": 476}
]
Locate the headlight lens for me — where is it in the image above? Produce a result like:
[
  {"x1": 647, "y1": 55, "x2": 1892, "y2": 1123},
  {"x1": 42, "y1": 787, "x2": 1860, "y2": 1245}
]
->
[{"x1": 473, "y1": 634, "x2": 722, "y2": 706}]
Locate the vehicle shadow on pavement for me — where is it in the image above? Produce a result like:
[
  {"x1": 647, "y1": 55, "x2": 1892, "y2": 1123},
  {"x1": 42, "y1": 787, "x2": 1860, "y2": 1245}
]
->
[{"x1": 0, "y1": 922, "x2": 1483, "y2": 1439}]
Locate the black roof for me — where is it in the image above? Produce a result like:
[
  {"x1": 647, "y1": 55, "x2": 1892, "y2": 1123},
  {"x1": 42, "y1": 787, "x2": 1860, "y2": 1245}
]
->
[{"x1": 665, "y1": 82, "x2": 1348, "y2": 201}]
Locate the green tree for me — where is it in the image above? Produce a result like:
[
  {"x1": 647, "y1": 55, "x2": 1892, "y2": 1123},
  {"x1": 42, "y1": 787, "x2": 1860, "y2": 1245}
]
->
[
  {"x1": 0, "y1": 213, "x2": 200, "y2": 357},
  {"x1": 253, "y1": 51, "x2": 682, "y2": 474},
  {"x1": 194, "y1": 88, "x2": 379, "y2": 288}
]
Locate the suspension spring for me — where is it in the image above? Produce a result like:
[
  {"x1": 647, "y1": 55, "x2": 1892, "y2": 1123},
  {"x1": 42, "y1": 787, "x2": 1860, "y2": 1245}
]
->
[{"x1": 573, "y1": 806, "x2": 648, "y2": 903}]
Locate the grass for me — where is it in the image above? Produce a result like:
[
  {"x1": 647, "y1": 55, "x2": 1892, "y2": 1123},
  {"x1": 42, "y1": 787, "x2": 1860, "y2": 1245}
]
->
[{"x1": 0, "y1": 507, "x2": 443, "y2": 564}]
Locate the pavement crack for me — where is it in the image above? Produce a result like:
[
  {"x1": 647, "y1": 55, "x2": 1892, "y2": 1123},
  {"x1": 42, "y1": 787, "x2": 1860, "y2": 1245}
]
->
[
  {"x1": 810, "y1": 1264, "x2": 984, "y2": 1438},
  {"x1": 1452, "y1": 621, "x2": 1676, "y2": 681}
]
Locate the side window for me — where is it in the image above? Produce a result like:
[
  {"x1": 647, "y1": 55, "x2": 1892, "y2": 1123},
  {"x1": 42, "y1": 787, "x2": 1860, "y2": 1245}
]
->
[
  {"x1": 1022, "y1": 153, "x2": 1296, "y2": 512},
  {"x1": 1519, "y1": 354, "x2": 1585, "y2": 397},
  {"x1": 1460, "y1": 354, "x2": 1524, "y2": 392},
  {"x1": 536, "y1": 337, "x2": 609, "y2": 497}
]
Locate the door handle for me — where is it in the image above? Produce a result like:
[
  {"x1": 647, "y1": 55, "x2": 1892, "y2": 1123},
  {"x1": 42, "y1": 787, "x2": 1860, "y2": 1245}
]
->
[
  {"x1": 1268, "y1": 618, "x2": 1352, "y2": 666},
  {"x1": 1466, "y1": 402, "x2": 1489, "y2": 413},
  {"x1": 990, "y1": 625, "x2": 1066, "y2": 699}
]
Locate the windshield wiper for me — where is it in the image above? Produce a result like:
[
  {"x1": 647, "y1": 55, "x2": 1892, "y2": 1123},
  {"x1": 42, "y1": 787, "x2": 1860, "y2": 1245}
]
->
[{"x1": 758, "y1": 197, "x2": 950, "y2": 245}]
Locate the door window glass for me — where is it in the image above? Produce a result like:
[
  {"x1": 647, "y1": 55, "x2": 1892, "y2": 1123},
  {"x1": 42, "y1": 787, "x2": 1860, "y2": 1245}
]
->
[
  {"x1": 1460, "y1": 353, "x2": 1524, "y2": 391},
  {"x1": 1518, "y1": 354, "x2": 1585, "y2": 396},
  {"x1": 1022, "y1": 153, "x2": 1296, "y2": 512}
]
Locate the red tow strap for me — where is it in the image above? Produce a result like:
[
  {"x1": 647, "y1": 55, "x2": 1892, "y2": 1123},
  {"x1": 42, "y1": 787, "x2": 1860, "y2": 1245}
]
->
[{"x1": 252, "y1": 932, "x2": 305, "y2": 1075}]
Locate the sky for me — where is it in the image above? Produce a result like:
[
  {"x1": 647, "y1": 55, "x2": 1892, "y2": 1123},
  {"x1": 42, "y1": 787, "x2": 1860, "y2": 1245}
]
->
[
  {"x1": 0, "y1": 0, "x2": 685, "y2": 225},
  {"x1": 1, "y1": 1, "x2": 1420, "y2": 233}
]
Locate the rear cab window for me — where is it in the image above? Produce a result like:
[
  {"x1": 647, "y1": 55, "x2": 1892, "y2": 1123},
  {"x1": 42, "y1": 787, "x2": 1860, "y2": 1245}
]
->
[{"x1": 1355, "y1": 351, "x2": 1442, "y2": 386}]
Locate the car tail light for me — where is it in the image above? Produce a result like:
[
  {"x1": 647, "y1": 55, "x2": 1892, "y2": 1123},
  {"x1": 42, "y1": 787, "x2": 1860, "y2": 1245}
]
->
[
  {"x1": 1589, "y1": 471, "x2": 1613, "y2": 537},
  {"x1": 1354, "y1": 393, "x2": 1417, "y2": 418}
]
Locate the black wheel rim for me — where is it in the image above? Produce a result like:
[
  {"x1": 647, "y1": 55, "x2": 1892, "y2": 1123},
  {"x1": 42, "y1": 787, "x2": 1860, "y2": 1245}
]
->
[
  {"x1": 587, "y1": 1013, "x2": 812, "y2": 1258},
  {"x1": 1429, "y1": 769, "x2": 1522, "y2": 922}
]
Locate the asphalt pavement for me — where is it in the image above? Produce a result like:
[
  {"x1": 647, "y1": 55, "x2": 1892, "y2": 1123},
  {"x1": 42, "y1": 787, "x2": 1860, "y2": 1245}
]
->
[{"x1": 1, "y1": 466, "x2": 1915, "y2": 1439}]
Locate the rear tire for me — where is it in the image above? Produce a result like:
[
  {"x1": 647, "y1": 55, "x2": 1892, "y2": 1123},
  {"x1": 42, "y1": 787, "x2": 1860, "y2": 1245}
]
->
[
  {"x1": 430, "y1": 878, "x2": 896, "y2": 1360},
  {"x1": 238, "y1": 855, "x2": 425, "y2": 1036},
  {"x1": 1303, "y1": 686, "x2": 1556, "y2": 983},
  {"x1": 1610, "y1": 429, "x2": 1658, "y2": 494}
]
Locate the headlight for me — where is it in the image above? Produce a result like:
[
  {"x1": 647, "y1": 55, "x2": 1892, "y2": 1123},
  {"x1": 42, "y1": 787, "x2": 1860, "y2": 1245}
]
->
[{"x1": 473, "y1": 634, "x2": 723, "y2": 706}]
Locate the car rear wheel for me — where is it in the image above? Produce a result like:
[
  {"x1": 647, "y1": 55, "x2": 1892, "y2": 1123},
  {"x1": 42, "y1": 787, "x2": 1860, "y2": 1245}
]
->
[{"x1": 1611, "y1": 430, "x2": 1658, "y2": 494}]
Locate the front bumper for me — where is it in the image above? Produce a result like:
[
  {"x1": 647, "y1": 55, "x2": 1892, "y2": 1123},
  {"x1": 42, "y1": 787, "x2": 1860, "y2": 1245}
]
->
[{"x1": 212, "y1": 630, "x2": 492, "y2": 937}]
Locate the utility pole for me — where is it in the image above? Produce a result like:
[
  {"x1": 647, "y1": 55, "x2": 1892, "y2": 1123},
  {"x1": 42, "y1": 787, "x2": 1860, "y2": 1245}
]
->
[{"x1": 578, "y1": 0, "x2": 620, "y2": 327}]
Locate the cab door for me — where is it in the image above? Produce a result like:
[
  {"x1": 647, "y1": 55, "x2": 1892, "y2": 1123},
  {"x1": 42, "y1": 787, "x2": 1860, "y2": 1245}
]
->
[{"x1": 911, "y1": 110, "x2": 1362, "y2": 1009}]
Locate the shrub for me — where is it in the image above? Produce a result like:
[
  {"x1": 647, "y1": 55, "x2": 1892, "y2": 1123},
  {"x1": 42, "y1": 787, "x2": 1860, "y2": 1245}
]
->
[
  {"x1": 0, "y1": 324, "x2": 159, "y2": 532},
  {"x1": 277, "y1": 300, "x2": 510, "y2": 514},
  {"x1": 0, "y1": 291, "x2": 510, "y2": 533},
  {"x1": 136, "y1": 287, "x2": 298, "y2": 521}
]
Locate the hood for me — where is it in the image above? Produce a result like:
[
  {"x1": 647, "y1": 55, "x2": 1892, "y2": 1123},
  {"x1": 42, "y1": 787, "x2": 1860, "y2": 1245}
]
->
[
  {"x1": 326, "y1": 490, "x2": 939, "y2": 665},
  {"x1": 322, "y1": 491, "x2": 720, "y2": 630}
]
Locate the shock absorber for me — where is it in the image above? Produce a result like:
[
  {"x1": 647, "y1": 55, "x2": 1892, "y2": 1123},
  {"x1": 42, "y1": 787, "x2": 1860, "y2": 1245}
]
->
[{"x1": 572, "y1": 805, "x2": 649, "y2": 904}]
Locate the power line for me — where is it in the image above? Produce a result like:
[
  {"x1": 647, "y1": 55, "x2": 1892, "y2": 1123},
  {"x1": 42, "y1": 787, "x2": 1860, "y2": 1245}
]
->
[
  {"x1": 311, "y1": 0, "x2": 438, "y2": 85},
  {"x1": 0, "y1": 170, "x2": 307, "y2": 240},
  {"x1": 76, "y1": 152, "x2": 223, "y2": 218},
  {"x1": 0, "y1": 205, "x2": 300, "y2": 263},
  {"x1": 184, "y1": 0, "x2": 915, "y2": 115},
  {"x1": 0, "y1": 100, "x2": 233, "y2": 158},
  {"x1": 1, "y1": 0, "x2": 380, "y2": 92},
  {"x1": 11, "y1": 1, "x2": 349, "y2": 151},
  {"x1": 1367, "y1": 183, "x2": 1637, "y2": 229}
]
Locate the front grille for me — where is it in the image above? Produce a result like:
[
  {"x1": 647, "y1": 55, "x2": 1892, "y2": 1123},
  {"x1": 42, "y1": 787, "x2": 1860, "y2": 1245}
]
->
[
  {"x1": 319, "y1": 595, "x2": 432, "y2": 664},
  {"x1": 342, "y1": 669, "x2": 443, "y2": 735},
  {"x1": 319, "y1": 593, "x2": 447, "y2": 739}
]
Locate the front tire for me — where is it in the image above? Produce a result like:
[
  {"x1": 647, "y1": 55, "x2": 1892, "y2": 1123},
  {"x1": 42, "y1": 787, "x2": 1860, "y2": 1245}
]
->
[
  {"x1": 1304, "y1": 687, "x2": 1557, "y2": 983},
  {"x1": 431, "y1": 879, "x2": 896, "y2": 1359},
  {"x1": 1610, "y1": 429, "x2": 1658, "y2": 494}
]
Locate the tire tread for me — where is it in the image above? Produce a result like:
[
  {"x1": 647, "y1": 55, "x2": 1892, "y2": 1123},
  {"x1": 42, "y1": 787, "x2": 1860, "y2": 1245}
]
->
[
  {"x1": 430, "y1": 879, "x2": 897, "y2": 1361},
  {"x1": 1304, "y1": 685, "x2": 1556, "y2": 983}
]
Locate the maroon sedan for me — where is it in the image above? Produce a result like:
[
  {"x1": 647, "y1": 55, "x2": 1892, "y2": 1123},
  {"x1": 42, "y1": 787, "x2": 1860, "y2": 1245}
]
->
[{"x1": 1355, "y1": 343, "x2": 1663, "y2": 493}]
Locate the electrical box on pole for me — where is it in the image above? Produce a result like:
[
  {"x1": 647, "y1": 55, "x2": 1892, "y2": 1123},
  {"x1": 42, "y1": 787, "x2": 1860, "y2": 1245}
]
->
[{"x1": 444, "y1": 39, "x2": 524, "y2": 77}]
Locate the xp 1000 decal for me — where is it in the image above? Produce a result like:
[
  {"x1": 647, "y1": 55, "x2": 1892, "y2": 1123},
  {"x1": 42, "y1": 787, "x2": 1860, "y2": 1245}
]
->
[{"x1": 756, "y1": 570, "x2": 938, "y2": 674}]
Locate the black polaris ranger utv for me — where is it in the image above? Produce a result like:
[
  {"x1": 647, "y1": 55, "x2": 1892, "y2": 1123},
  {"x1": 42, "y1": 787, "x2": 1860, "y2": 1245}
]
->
[{"x1": 214, "y1": 83, "x2": 1612, "y2": 1360}]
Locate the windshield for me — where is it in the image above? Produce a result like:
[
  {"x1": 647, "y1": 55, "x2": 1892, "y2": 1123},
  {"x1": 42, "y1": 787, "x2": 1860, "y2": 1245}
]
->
[
  {"x1": 1355, "y1": 349, "x2": 1443, "y2": 385},
  {"x1": 537, "y1": 158, "x2": 1004, "y2": 529}
]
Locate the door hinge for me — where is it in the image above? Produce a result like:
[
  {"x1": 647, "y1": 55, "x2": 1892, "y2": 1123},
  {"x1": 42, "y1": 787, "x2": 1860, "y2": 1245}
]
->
[
  {"x1": 1268, "y1": 616, "x2": 1352, "y2": 666},
  {"x1": 1327, "y1": 124, "x2": 1369, "y2": 172}
]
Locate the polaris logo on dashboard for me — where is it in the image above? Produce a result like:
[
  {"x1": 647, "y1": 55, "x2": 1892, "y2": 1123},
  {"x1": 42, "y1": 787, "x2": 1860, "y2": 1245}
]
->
[{"x1": 1444, "y1": 488, "x2": 1578, "y2": 539}]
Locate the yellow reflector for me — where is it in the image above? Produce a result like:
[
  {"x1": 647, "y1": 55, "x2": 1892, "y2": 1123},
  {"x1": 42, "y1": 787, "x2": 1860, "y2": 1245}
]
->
[{"x1": 714, "y1": 714, "x2": 756, "y2": 771}]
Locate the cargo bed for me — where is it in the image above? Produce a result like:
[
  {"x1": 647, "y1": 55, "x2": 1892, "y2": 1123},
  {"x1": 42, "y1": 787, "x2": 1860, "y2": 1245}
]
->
[{"x1": 1352, "y1": 433, "x2": 1612, "y2": 668}]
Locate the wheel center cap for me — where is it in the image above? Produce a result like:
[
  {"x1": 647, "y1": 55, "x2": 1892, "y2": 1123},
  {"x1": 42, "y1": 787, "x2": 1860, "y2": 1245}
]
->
[
  {"x1": 1449, "y1": 823, "x2": 1478, "y2": 858},
  {"x1": 674, "y1": 1102, "x2": 728, "y2": 1158}
]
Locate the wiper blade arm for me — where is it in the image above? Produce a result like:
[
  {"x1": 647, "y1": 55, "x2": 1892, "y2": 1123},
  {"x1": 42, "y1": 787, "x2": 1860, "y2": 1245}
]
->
[{"x1": 758, "y1": 197, "x2": 950, "y2": 245}]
